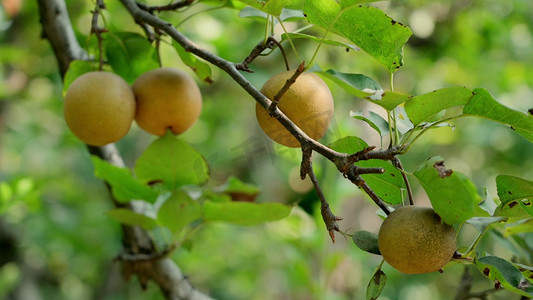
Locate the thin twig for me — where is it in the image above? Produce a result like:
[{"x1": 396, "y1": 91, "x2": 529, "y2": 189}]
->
[
  {"x1": 235, "y1": 36, "x2": 289, "y2": 73},
  {"x1": 301, "y1": 148, "x2": 342, "y2": 243},
  {"x1": 90, "y1": 0, "x2": 107, "y2": 70},
  {"x1": 268, "y1": 61, "x2": 305, "y2": 114},
  {"x1": 347, "y1": 169, "x2": 391, "y2": 215},
  {"x1": 391, "y1": 157, "x2": 414, "y2": 205},
  {"x1": 136, "y1": 0, "x2": 194, "y2": 13},
  {"x1": 117, "y1": 244, "x2": 177, "y2": 263}
]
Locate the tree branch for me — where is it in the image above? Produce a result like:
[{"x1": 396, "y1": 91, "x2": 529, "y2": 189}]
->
[
  {"x1": 136, "y1": 0, "x2": 194, "y2": 13},
  {"x1": 37, "y1": 1, "x2": 211, "y2": 299},
  {"x1": 119, "y1": 0, "x2": 398, "y2": 230}
]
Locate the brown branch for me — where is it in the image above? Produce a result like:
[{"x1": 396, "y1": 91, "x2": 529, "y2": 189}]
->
[
  {"x1": 346, "y1": 168, "x2": 391, "y2": 215},
  {"x1": 37, "y1": 1, "x2": 211, "y2": 299},
  {"x1": 235, "y1": 37, "x2": 290, "y2": 73},
  {"x1": 118, "y1": 0, "x2": 401, "y2": 236},
  {"x1": 90, "y1": 0, "x2": 107, "y2": 70},
  {"x1": 301, "y1": 148, "x2": 341, "y2": 243},
  {"x1": 136, "y1": 0, "x2": 194, "y2": 13}
]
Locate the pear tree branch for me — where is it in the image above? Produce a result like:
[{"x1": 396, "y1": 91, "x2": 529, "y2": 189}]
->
[{"x1": 119, "y1": 0, "x2": 398, "y2": 235}]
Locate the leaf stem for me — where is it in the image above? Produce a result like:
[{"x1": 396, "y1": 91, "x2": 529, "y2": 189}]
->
[
  {"x1": 276, "y1": 17, "x2": 301, "y2": 65},
  {"x1": 402, "y1": 116, "x2": 461, "y2": 153},
  {"x1": 464, "y1": 228, "x2": 488, "y2": 257}
]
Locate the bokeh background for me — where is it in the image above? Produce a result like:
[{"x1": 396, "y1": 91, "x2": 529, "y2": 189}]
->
[{"x1": 1, "y1": 0, "x2": 533, "y2": 299}]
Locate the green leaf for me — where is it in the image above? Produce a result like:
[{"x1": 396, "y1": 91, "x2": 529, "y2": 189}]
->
[
  {"x1": 329, "y1": 136, "x2": 405, "y2": 204},
  {"x1": 352, "y1": 231, "x2": 380, "y2": 255},
  {"x1": 236, "y1": 0, "x2": 303, "y2": 16},
  {"x1": 341, "y1": 0, "x2": 381, "y2": 7},
  {"x1": 413, "y1": 156, "x2": 479, "y2": 224},
  {"x1": 304, "y1": 0, "x2": 412, "y2": 72},
  {"x1": 465, "y1": 216, "x2": 508, "y2": 233},
  {"x1": 357, "y1": 160, "x2": 405, "y2": 205},
  {"x1": 351, "y1": 110, "x2": 389, "y2": 137},
  {"x1": 157, "y1": 190, "x2": 202, "y2": 234},
  {"x1": 317, "y1": 69, "x2": 410, "y2": 110},
  {"x1": 328, "y1": 136, "x2": 369, "y2": 153},
  {"x1": 105, "y1": 32, "x2": 159, "y2": 83},
  {"x1": 281, "y1": 33, "x2": 359, "y2": 51},
  {"x1": 475, "y1": 256, "x2": 533, "y2": 297},
  {"x1": 135, "y1": 132, "x2": 209, "y2": 190},
  {"x1": 91, "y1": 156, "x2": 158, "y2": 203},
  {"x1": 404, "y1": 87, "x2": 473, "y2": 125},
  {"x1": 480, "y1": 188, "x2": 498, "y2": 216},
  {"x1": 203, "y1": 201, "x2": 292, "y2": 225},
  {"x1": 496, "y1": 175, "x2": 533, "y2": 218},
  {"x1": 215, "y1": 176, "x2": 260, "y2": 202},
  {"x1": 464, "y1": 88, "x2": 533, "y2": 143},
  {"x1": 63, "y1": 60, "x2": 93, "y2": 94},
  {"x1": 366, "y1": 262, "x2": 387, "y2": 300},
  {"x1": 317, "y1": 69, "x2": 382, "y2": 99},
  {"x1": 107, "y1": 208, "x2": 158, "y2": 230},
  {"x1": 172, "y1": 40, "x2": 213, "y2": 84},
  {"x1": 504, "y1": 219, "x2": 533, "y2": 237}
]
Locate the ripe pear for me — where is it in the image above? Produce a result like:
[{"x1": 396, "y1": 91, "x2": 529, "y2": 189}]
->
[
  {"x1": 378, "y1": 206, "x2": 456, "y2": 274},
  {"x1": 63, "y1": 71, "x2": 135, "y2": 146},
  {"x1": 132, "y1": 68, "x2": 202, "y2": 136},
  {"x1": 256, "y1": 71, "x2": 334, "y2": 148}
]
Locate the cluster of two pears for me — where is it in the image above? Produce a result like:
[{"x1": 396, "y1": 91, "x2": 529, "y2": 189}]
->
[{"x1": 63, "y1": 67, "x2": 202, "y2": 146}]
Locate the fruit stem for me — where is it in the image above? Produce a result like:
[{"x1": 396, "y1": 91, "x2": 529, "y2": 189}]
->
[
  {"x1": 268, "y1": 61, "x2": 305, "y2": 114},
  {"x1": 90, "y1": 0, "x2": 107, "y2": 71}
]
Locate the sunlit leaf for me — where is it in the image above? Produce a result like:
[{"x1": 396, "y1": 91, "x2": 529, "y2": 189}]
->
[
  {"x1": 304, "y1": 0, "x2": 412, "y2": 72},
  {"x1": 92, "y1": 156, "x2": 158, "y2": 203},
  {"x1": 105, "y1": 32, "x2": 159, "y2": 83},
  {"x1": 352, "y1": 231, "x2": 380, "y2": 255},
  {"x1": 172, "y1": 40, "x2": 213, "y2": 84},
  {"x1": 135, "y1": 132, "x2": 209, "y2": 190},
  {"x1": 236, "y1": 0, "x2": 303, "y2": 16},
  {"x1": 464, "y1": 88, "x2": 533, "y2": 143},
  {"x1": 317, "y1": 69, "x2": 410, "y2": 110},
  {"x1": 107, "y1": 208, "x2": 158, "y2": 230},
  {"x1": 475, "y1": 255, "x2": 533, "y2": 297},
  {"x1": 351, "y1": 110, "x2": 389, "y2": 137},
  {"x1": 157, "y1": 190, "x2": 202, "y2": 234},
  {"x1": 413, "y1": 156, "x2": 480, "y2": 224},
  {"x1": 203, "y1": 201, "x2": 292, "y2": 225},
  {"x1": 404, "y1": 87, "x2": 473, "y2": 125}
]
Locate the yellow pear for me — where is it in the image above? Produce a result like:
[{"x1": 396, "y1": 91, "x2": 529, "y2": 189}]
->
[
  {"x1": 132, "y1": 68, "x2": 202, "y2": 136},
  {"x1": 63, "y1": 71, "x2": 135, "y2": 146},
  {"x1": 378, "y1": 206, "x2": 456, "y2": 274},
  {"x1": 256, "y1": 71, "x2": 334, "y2": 148}
]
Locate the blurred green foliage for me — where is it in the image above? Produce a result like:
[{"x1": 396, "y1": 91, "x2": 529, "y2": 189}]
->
[{"x1": 1, "y1": 0, "x2": 533, "y2": 299}]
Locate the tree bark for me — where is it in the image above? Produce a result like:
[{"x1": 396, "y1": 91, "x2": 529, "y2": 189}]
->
[{"x1": 37, "y1": 0, "x2": 212, "y2": 299}]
